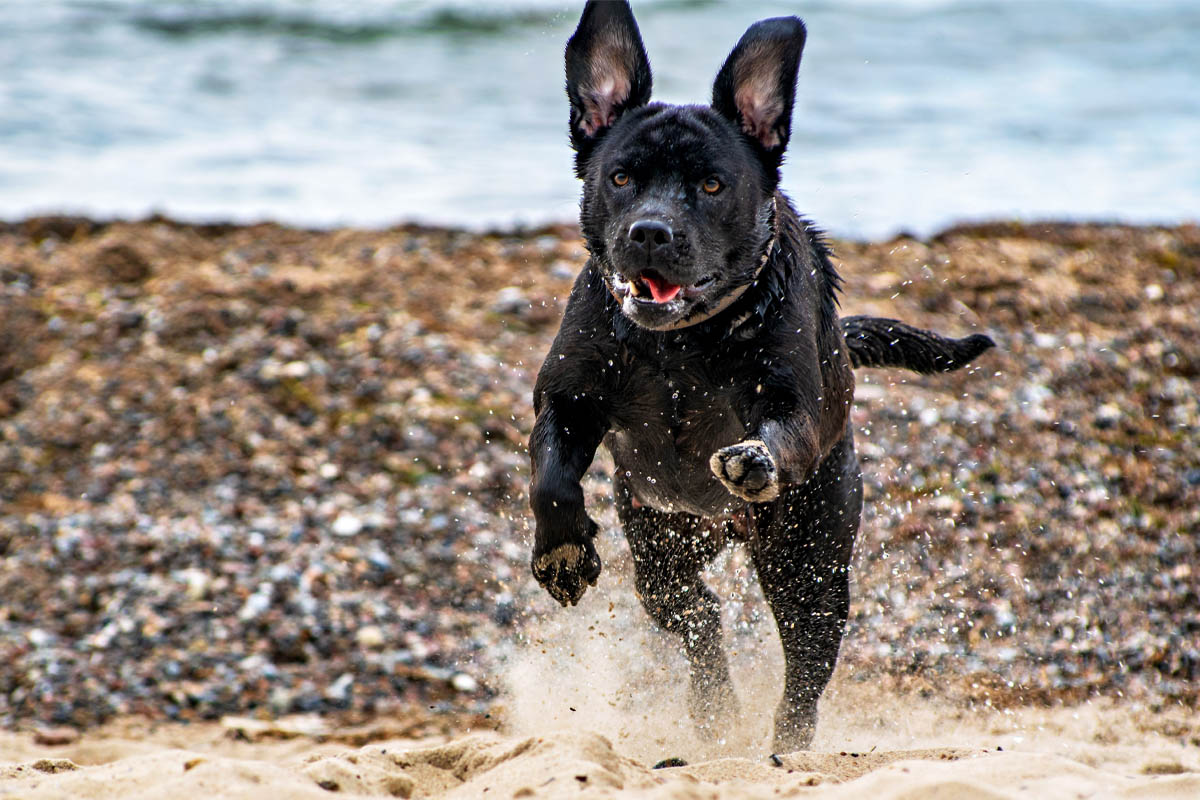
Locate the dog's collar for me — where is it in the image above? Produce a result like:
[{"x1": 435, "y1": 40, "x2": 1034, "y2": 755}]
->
[{"x1": 651, "y1": 197, "x2": 778, "y2": 333}]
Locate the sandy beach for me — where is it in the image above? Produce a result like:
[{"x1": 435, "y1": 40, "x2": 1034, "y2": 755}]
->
[
  {"x1": 1, "y1": 216, "x2": 1198, "y2": 797},
  {"x1": 1, "y1": 684, "x2": 1197, "y2": 798}
]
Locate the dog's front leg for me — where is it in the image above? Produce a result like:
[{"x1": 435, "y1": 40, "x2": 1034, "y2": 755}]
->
[
  {"x1": 709, "y1": 416, "x2": 819, "y2": 503},
  {"x1": 711, "y1": 369, "x2": 837, "y2": 502},
  {"x1": 711, "y1": 348, "x2": 852, "y2": 503},
  {"x1": 529, "y1": 394, "x2": 608, "y2": 606}
]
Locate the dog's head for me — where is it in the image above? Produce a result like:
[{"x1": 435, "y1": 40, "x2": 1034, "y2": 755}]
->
[{"x1": 565, "y1": 1, "x2": 806, "y2": 331}]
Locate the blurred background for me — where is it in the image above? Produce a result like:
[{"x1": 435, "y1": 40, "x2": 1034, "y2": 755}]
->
[{"x1": 1, "y1": 0, "x2": 1197, "y2": 238}]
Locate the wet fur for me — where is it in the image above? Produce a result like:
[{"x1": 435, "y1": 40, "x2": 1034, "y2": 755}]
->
[{"x1": 529, "y1": 1, "x2": 993, "y2": 752}]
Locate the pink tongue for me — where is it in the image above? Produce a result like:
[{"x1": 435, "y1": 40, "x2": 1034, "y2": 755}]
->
[{"x1": 643, "y1": 274, "x2": 681, "y2": 303}]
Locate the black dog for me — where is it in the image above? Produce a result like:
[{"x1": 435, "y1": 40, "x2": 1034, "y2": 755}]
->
[{"x1": 528, "y1": 1, "x2": 992, "y2": 751}]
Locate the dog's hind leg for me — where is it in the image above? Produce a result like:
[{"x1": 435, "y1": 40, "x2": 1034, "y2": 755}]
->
[
  {"x1": 751, "y1": 433, "x2": 862, "y2": 752},
  {"x1": 616, "y1": 478, "x2": 737, "y2": 736}
]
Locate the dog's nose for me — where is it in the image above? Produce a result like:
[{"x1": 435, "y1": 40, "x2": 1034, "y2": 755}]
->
[{"x1": 627, "y1": 219, "x2": 673, "y2": 252}]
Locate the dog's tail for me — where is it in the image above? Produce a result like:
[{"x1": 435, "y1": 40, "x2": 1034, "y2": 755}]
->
[{"x1": 841, "y1": 315, "x2": 994, "y2": 374}]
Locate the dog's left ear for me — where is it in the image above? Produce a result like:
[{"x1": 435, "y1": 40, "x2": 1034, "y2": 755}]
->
[
  {"x1": 712, "y1": 17, "x2": 807, "y2": 180},
  {"x1": 565, "y1": 0, "x2": 653, "y2": 175}
]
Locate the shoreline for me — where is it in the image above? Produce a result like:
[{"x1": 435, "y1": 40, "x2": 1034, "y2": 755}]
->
[{"x1": 4, "y1": 210, "x2": 1198, "y2": 242}]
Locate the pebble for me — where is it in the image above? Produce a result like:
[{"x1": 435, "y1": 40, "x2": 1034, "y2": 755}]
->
[
  {"x1": 491, "y1": 286, "x2": 529, "y2": 315},
  {"x1": 26, "y1": 629, "x2": 55, "y2": 649},
  {"x1": 238, "y1": 584, "x2": 274, "y2": 622},
  {"x1": 356, "y1": 625, "x2": 386, "y2": 650},
  {"x1": 1095, "y1": 403, "x2": 1123, "y2": 428},
  {"x1": 325, "y1": 673, "x2": 355, "y2": 704},
  {"x1": 280, "y1": 360, "x2": 311, "y2": 379},
  {"x1": 331, "y1": 513, "x2": 364, "y2": 537},
  {"x1": 0, "y1": 218, "x2": 1196, "y2": 731},
  {"x1": 32, "y1": 727, "x2": 80, "y2": 746},
  {"x1": 451, "y1": 673, "x2": 479, "y2": 693}
]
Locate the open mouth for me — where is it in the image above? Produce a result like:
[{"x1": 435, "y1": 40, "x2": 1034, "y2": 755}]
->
[
  {"x1": 632, "y1": 270, "x2": 680, "y2": 303},
  {"x1": 625, "y1": 271, "x2": 715, "y2": 305}
]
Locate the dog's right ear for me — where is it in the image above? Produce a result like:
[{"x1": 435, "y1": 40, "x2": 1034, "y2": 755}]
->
[{"x1": 565, "y1": 0, "x2": 652, "y2": 175}]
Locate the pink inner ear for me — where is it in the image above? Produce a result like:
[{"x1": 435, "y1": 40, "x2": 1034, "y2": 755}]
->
[
  {"x1": 735, "y1": 85, "x2": 784, "y2": 150},
  {"x1": 578, "y1": 50, "x2": 633, "y2": 137},
  {"x1": 581, "y1": 86, "x2": 620, "y2": 137}
]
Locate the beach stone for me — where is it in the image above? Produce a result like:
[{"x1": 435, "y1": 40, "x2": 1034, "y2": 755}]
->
[
  {"x1": 451, "y1": 673, "x2": 479, "y2": 693},
  {"x1": 491, "y1": 286, "x2": 529, "y2": 315},
  {"x1": 0, "y1": 217, "x2": 1196, "y2": 734},
  {"x1": 33, "y1": 727, "x2": 80, "y2": 746},
  {"x1": 1095, "y1": 403, "x2": 1122, "y2": 428},
  {"x1": 94, "y1": 243, "x2": 151, "y2": 283},
  {"x1": 355, "y1": 625, "x2": 386, "y2": 650},
  {"x1": 326, "y1": 673, "x2": 354, "y2": 705},
  {"x1": 331, "y1": 513, "x2": 363, "y2": 537},
  {"x1": 280, "y1": 360, "x2": 311, "y2": 379}
]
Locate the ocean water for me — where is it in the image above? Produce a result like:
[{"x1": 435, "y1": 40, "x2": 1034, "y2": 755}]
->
[{"x1": 1, "y1": 0, "x2": 1197, "y2": 239}]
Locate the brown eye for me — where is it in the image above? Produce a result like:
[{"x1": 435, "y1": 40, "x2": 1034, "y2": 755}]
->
[
  {"x1": 702, "y1": 176, "x2": 723, "y2": 194},
  {"x1": 612, "y1": 171, "x2": 629, "y2": 187}
]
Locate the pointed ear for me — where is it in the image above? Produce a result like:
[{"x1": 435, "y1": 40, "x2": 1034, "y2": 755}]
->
[
  {"x1": 565, "y1": 0, "x2": 652, "y2": 170},
  {"x1": 711, "y1": 17, "x2": 806, "y2": 174}
]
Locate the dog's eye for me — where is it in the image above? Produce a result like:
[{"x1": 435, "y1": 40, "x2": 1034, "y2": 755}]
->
[
  {"x1": 702, "y1": 177, "x2": 723, "y2": 194},
  {"x1": 612, "y1": 172, "x2": 630, "y2": 187}
]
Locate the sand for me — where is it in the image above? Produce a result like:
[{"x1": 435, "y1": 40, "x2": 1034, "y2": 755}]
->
[
  {"x1": 2, "y1": 681, "x2": 1198, "y2": 799},
  {"x1": 4, "y1": 606, "x2": 1199, "y2": 799}
]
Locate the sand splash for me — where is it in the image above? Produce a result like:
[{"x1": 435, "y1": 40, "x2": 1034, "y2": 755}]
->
[{"x1": 500, "y1": 531, "x2": 790, "y2": 763}]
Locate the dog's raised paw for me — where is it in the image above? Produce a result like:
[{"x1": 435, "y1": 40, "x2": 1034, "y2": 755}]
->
[
  {"x1": 531, "y1": 540, "x2": 601, "y2": 607},
  {"x1": 710, "y1": 439, "x2": 780, "y2": 502}
]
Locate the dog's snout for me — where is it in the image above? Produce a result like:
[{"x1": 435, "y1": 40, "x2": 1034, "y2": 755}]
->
[{"x1": 628, "y1": 219, "x2": 673, "y2": 251}]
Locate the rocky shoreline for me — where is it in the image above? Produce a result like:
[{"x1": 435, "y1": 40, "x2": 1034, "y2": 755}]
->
[{"x1": 1, "y1": 216, "x2": 1197, "y2": 732}]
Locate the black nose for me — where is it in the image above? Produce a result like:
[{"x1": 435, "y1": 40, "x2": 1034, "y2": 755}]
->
[{"x1": 627, "y1": 219, "x2": 673, "y2": 252}]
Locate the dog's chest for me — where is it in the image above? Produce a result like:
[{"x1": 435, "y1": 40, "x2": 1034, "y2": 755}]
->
[{"x1": 605, "y1": 349, "x2": 747, "y2": 515}]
